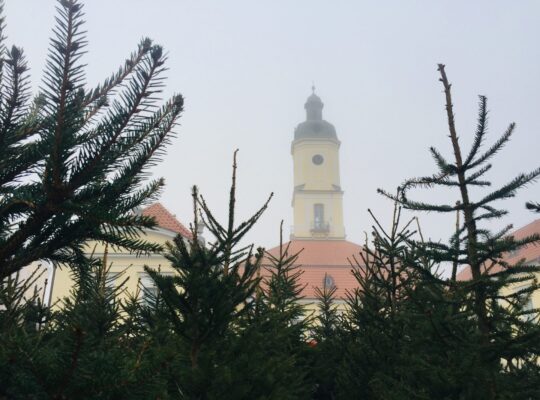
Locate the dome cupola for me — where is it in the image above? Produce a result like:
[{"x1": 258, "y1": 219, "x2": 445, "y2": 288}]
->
[
  {"x1": 305, "y1": 86, "x2": 323, "y2": 120},
  {"x1": 294, "y1": 86, "x2": 337, "y2": 140}
]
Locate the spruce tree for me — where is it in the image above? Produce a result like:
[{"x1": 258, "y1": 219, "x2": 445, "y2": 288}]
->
[
  {"x1": 0, "y1": 250, "x2": 169, "y2": 399},
  {"x1": 232, "y1": 223, "x2": 313, "y2": 400},
  {"x1": 263, "y1": 222, "x2": 308, "y2": 327},
  {"x1": 144, "y1": 152, "x2": 273, "y2": 398},
  {"x1": 313, "y1": 274, "x2": 339, "y2": 343},
  {"x1": 336, "y1": 203, "x2": 421, "y2": 399},
  {"x1": 335, "y1": 201, "x2": 479, "y2": 399},
  {"x1": 0, "y1": 0, "x2": 183, "y2": 279},
  {"x1": 379, "y1": 64, "x2": 540, "y2": 399},
  {"x1": 311, "y1": 274, "x2": 341, "y2": 400}
]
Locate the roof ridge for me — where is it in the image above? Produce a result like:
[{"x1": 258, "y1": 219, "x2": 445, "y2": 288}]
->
[
  {"x1": 141, "y1": 202, "x2": 192, "y2": 239},
  {"x1": 513, "y1": 218, "x2": 540, "y2": 231}
]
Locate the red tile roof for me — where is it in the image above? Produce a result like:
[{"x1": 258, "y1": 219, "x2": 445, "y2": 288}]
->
[
  {"x1": 457, "y1": 219, "x2": 540, "y2": 281},
  {"x1": 262, "y1": 240, "x2": 364, "y2": 299},
  {"x1": 141, "y1": 203, "x2": 192, "y2": 239}
]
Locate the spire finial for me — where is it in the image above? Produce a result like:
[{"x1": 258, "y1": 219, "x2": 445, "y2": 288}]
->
[{"x1": 311, "y1": 81, "x2": 315, "y2": 94}]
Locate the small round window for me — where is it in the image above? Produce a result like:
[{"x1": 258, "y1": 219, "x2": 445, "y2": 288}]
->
[
  {"x1": 324, "y1": 274, "x2": 335, "y2": 289},
  {"x1": 312, "y1": 154, "x2": 324, "y2": 165}
]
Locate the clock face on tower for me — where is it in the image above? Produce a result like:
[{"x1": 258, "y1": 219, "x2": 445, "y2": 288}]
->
[{"x1": 312, "y1": 154, "x2": 324, "y2": 165}]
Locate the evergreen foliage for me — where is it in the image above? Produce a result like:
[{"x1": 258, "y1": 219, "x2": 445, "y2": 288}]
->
[
  {"x1": 143, "y1": 152, "x2": 272, "y2": 398},
  {"x1": 263, "y1": 222, "x2": 308, "y2": 329},
  {"x1": 313, "y1": 274, "x2": 339, "y2": 343},
  {"x1": 0, "y1": 251, "x2": 168, "y2": 399},
  {"x1": 311, "y1": 274, "x2": 341, "y2": 400},
  {"x1": 2, "y1": 1, "x2": 540, "y2": 397},
  {"x1": 135, "y1": 154, "x2": 311, "y2": 399},
  {"x1": 378, "y1": 64, "x2": 540, "y2": 399},
  {"x1": 334, "y1": 201, "x2": 507, "y2": 399},
  {"x1": 0, "y1": 0, "x2": 183, "y2": 280},
  {"x1": 526, "y1": 201, "x2": 540, "y2": 213},
  {"x1": 252, "y1": 223, "x2": 314, "y2": 399},
  {"x1": 336, "y1": 203, "x2": 425, "y2": 399}
]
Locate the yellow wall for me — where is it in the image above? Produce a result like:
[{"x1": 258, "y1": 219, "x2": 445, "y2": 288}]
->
[
  {"x1": 292, "y1": 138, "x2": 341, "y2": 191},
  {"x1": 292, "y1": 193, "x2": 345, "y2": 238},
  {"x1": 49, "y1": 228, "x2": 177, "y2": 306},
  {"x1": 291, "y1": 137, "x2": 346, "y2": 239}
]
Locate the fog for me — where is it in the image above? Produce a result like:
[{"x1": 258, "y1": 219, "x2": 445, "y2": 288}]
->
[{"x1": 5, "y1": 0, "x2": 540, "y2": 254}]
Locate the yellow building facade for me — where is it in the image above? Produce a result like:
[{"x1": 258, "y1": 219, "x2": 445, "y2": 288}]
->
[{"x1": 47, "y1": 203, "x2": 191, "y2": 306}]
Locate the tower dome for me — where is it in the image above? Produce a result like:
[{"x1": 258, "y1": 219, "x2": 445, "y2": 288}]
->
[
  {"x1": 294, "y1": 87, "x2": 337, "y2": 140},
  {"x1": 305, "y1": 92, "x2": 323, "y2": 120}
]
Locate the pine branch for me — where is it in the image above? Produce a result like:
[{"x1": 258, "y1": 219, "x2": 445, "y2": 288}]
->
[
  {"x1": 430, "y1": 146, "x2": 456, "y2": 174},
  {"x1": 464, "y1": 95, "x2": 488, "y2": 168},
  {"x1": 467, "y1": 122, "x2": 515, "y2": 171},
  {"x1": 476, "y1": 168, "x2": 540, "y2": 209},
  {"x1": 526, "y1": 202, "x2": 540, "y2": 213},
  {"x1": 0, "y1": 0, "x2": 184, "y2": 278}
]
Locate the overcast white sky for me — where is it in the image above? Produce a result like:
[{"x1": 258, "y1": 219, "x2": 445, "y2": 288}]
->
[{"x1": 5, "y1": 0, "x2": 540, "y2": 250}]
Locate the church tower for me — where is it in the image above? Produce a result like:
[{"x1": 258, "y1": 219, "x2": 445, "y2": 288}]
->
[
  {"x1": 264, "y1": 87, "x2": 361, "y2": 301},
  {"x1": 291, "y1": 88, "x2": 345, "y2": 240}
]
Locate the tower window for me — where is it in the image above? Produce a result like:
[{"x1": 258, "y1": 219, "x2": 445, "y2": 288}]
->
[
  {"x1": 314, "y1": 204, "x2": 324, "y2": 229},
  {"x1": 312, "y1": 154, "x2": 324, "y2": 165}
]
